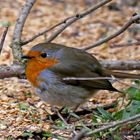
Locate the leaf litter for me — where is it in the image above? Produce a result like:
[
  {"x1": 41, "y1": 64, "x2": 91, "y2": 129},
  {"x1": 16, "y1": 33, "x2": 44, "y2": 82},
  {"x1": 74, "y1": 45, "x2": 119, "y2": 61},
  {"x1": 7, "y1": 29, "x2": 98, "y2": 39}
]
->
[{"x1": 0, "y1": 0, "x2": 140, "y2": 139}]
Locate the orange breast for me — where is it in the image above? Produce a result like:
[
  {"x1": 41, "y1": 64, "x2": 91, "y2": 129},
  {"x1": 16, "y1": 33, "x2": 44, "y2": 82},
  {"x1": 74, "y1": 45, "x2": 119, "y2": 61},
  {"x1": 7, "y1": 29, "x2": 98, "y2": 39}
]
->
[{"x1": 25, "y1": 57, "x2": 58, "y2": 87}]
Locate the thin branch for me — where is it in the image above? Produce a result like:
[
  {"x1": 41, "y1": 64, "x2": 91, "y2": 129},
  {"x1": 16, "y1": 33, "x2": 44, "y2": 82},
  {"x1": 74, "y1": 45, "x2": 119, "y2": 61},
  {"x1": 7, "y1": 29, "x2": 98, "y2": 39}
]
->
[
  {"x1": 63, "y1": 76, "x2": 140, "y2": 90},
  {"x1": 110, "y1": 41, "x2": 140, "y2": 48},
  {"x1": 0, "y1": 26, "x2": 9, "y2": 54},
  {"x1": 73, "y1": 113, "x2": 140, "y2": 140},
  {"x1": 83, "y1": 13, "x2": 140, "y2": 50},
  {"x1": 63, "y1": 77, "x2": 113, "y2": 81},
  {"x1": 114, "y1": 77, "x2": 140, "y2": 90},
  {"x1": 20, "y1": 0, "x2": 113, "y2": 45},
  {"x1": 11, "y1": 0, "x2": 36, "y2": 61},
  {"x1": 46, "y1": 0, "x2": 113, "y2": 42},
  {"x1": 74, "y1": 119, "x2": 140, "y2": 129},
  {"x1": 21, "y1": 16, "x2": 75, "y2": 46}
]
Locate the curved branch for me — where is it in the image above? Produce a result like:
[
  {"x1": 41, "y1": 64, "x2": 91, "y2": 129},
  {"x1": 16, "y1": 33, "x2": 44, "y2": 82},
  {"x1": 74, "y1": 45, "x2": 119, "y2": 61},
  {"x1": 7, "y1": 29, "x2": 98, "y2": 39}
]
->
[
  {"x1": 83, "y1": 14, "x2": 140, "y2": 50},
  {"x1": 20, "y1": 0, "x2": 113, "y2": 45},
  {"x1": 46, "y1": 0, "x2": 113, "y2": 42},
  {"x1": 21, "y1": 16, "x2": 75, "y2": 46},
  {"x1": 21, "y1": 0, "x2": 113, "y2": 45}
]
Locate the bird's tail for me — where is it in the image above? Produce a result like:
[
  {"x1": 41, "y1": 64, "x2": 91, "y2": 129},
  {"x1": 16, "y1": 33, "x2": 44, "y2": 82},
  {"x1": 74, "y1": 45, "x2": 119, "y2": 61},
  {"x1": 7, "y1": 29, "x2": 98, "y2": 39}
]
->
[{"x1": 102, "y1": 69, "x2": 140, "y2": 79}]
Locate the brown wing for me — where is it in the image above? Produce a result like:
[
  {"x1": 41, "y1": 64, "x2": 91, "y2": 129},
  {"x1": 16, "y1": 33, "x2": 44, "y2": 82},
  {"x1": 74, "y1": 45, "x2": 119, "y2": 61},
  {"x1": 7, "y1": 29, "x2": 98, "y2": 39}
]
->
[{"x1": 47, "y1": 45, "x2": 117, "y2": 91}]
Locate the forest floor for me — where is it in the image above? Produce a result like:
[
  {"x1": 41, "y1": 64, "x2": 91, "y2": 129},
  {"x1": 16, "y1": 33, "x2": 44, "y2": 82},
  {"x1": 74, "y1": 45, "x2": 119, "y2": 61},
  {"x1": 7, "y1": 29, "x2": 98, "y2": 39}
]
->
[{"x1": 0, "y1": 0, "x2": 140, "y2": 139}]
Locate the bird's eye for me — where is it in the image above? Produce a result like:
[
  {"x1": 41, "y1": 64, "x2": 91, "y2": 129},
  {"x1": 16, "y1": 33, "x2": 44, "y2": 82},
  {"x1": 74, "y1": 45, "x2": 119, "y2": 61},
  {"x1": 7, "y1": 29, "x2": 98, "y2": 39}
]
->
[{"x1": 40, "y1": 53, "x2": 47, "y2": 58}]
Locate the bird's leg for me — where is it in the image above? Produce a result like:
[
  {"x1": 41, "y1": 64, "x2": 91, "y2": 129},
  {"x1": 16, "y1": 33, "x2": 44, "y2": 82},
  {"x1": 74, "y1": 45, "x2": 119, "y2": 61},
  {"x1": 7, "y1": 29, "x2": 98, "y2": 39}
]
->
[
  {"x1": 51, "y1": 106, "x2": 77, "y2": 135},
  {"x1": 66, "y1": 105, "x2": 80, "y2": 122},
  {"x1": 51, "y1": 106, "x2": 69, "y2": 126}
]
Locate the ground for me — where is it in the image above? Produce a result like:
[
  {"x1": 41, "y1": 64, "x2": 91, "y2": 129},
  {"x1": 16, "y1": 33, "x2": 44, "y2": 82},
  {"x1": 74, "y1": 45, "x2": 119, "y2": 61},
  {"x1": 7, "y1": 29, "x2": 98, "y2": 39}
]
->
[{"x1": 0, "y1": 0, "x2": 140, "y2": 139}]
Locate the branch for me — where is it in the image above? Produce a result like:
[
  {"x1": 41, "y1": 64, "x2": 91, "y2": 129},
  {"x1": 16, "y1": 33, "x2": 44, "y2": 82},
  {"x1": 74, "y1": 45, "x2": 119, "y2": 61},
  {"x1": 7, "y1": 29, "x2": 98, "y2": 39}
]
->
[
  {"x1": 83, "y1": 13, "x2": 140, "y2": 50},
  {"x1": 11, "y1": 0, "x2": 36, "y2": 61},
  {"x1": 21, "y1": 16, "x2": 75, "y2": 46},
  {"x1": 0, "y1": 26, "x2": 9, "y2": 54},
  {"x1": 0, "y1": 60, "x2": 140, "y2": 79},
  {"x1": 101, "y1": 60, "x2": 140, "y2": 70},
  {"x1": 46, "y1": 0, "x2": 113, "y2": 42},
  {"x1": 0, "y1": 64, "x2": 24, "y2": 79},
  {"x1": 73, "y1": 113, "x2": 140, "y2": 140}
]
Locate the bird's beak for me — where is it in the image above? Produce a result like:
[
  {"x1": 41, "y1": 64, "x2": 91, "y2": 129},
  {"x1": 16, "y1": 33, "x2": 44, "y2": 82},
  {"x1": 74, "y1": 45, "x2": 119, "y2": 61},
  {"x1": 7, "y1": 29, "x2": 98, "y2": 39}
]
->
[{"x1": 21, "y1": 55, "x2": 32, "y2": 59}]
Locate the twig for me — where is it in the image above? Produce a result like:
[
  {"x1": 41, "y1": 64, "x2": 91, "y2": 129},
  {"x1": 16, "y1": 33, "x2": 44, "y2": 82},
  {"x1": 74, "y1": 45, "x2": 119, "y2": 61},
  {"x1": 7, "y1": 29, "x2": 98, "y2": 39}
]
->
[
  {"x1": 80, "y1": 119, "x2": 140, "y2": 128},
  {"x1": 114, "y1": 78, "x2": 140, "y2": 90},
  {"x1": 83, "y1": 13, "x2": 140, "y2": 50},
  {"x1": 63, "y1": 76, "x2": 140, "y2": 90},
  {"x1": 0, "y1": 26, "x2": 9, "y2": 54},
  {"x1": 21, "y1": 16, "x2": 75, "y2": 45},
  {"x1": 110, "y1": 41, "x2": 140, "y2": 48},
  {"x1": 73, "y1": 113, "x2": 140, "y2": 140},
  {"x1": 46, "y1": 0, "x2": 113, "y2": 42},
  {"x1": 11, "y1": 0, "x2": 36, "y2": 61},
  {"x1": 63, "y1": 77, "x2": 113, "y2": 81}
]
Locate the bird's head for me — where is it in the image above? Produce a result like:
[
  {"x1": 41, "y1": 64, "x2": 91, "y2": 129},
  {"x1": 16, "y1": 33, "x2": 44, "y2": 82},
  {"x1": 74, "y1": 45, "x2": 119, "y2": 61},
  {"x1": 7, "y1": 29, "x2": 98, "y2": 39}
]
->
[
  {"x1": 22, "y1": 43, "x2": 60, "y2": 64},
  {"x1": 22, "y1": 43, "x2": 59, "y2": 86}
]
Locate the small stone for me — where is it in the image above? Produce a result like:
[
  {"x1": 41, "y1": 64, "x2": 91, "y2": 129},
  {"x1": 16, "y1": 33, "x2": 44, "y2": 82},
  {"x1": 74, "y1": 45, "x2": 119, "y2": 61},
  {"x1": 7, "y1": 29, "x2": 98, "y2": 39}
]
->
[{"x1": 0, "y1": 124, "x2": 7, "y2": 130}]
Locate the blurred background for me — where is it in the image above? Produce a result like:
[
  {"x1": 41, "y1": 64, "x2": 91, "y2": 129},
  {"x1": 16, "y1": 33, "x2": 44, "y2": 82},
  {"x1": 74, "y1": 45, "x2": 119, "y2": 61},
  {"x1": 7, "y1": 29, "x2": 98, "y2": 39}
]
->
[
  {"x1": 0, "y1": 0, "x2": 140, "y2": 64},
  {"x1": 0, "y1": 0, "x2": 140, "y2": 139}
]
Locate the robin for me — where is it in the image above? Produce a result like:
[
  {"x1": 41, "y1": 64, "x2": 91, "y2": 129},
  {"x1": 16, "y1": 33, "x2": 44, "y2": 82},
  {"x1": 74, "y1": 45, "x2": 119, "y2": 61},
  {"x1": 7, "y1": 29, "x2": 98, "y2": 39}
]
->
[{"x1": 22, "y1": 43, "x2": 140, "y2": 108}]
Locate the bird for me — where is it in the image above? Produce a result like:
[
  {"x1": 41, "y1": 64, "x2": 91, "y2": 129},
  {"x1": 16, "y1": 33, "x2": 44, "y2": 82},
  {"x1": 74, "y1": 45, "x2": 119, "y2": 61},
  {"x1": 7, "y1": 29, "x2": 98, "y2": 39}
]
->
[{"x1": 22, "y1": 43, "x2": 140, "y2": 108}]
